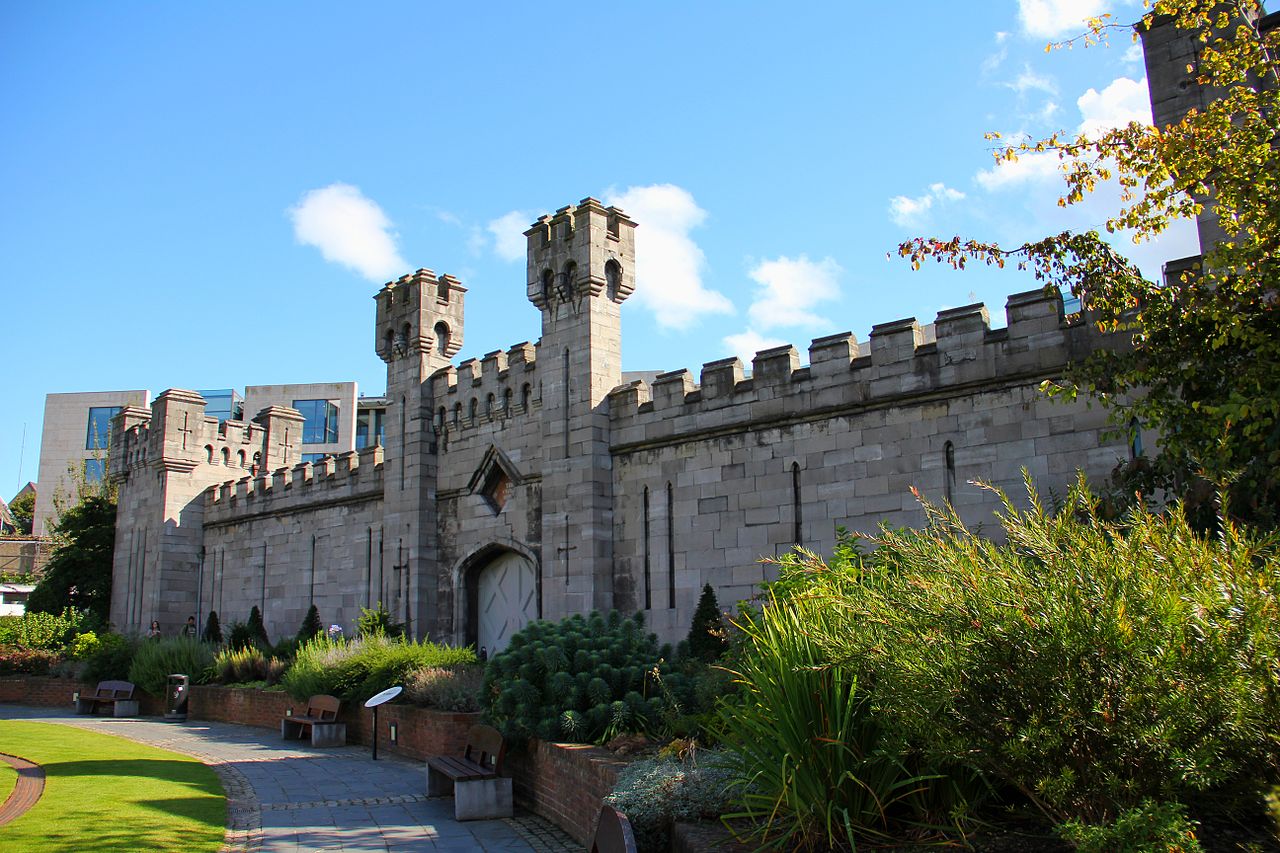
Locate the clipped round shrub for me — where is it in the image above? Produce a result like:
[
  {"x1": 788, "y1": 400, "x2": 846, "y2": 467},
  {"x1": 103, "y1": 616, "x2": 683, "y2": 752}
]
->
[{"x1": 481, "y1": 610, "x2": 679, "y2": 745}]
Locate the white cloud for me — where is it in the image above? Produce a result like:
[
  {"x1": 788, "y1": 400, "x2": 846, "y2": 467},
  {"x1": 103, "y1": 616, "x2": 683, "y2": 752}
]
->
[
  {"x1": 1017, "y1": 0, "x2": 1107, "y2": 38},
  {"x1": 1076, "y1": 76, "x2": 1150, "y2": 136},
  {"x1": 722, "y1": 329, "x2": 787, "y2": 366},
  {"x1": 289, "y1": 183, "x2": 407, "y2": 282},
  {"x1": 603, "y1": 183, "x2": 733, "y2": 330},
  {"x1": 888, "y1": 182, "x2": 967, "y2": 226},
  {"x1": 746, "y1": 255, "x2": 842, "y2": 330},
  {"x1": 995, "y1": 31, "x2": 1010, "y2": 43},
  {"x1": 975, "y1": 150, "x2": 1060, "y2": 190},
  {"x1": 487, "y1": 210, "x2": 532, "y2": 263},
  {"x1": 1007, "y1": 65, "x2": 1058, "y2": 96},
  {"x1": 976, "y1": 76, "x2": 1150, "y2": 190}
]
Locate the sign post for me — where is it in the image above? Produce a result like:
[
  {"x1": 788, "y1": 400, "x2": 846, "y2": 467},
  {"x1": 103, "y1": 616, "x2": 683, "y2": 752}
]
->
[{"x1": 364, "y1": 685, "x2": 403, "y2": 761}]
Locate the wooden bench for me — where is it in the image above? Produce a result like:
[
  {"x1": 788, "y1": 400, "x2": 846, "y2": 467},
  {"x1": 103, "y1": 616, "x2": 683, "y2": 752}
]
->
[
  {"x1": 425, "y1": 723, "x2": 512, "y2": 820},
  {"x1": 280, "y1": 694, "x2": 347, "y2": 747},
  {"x1": 75, "y1": 680, "x2": 139, "y2": 717},
  {"x1": 590, "y1": 805, "x2": 638, "y2": 853}
]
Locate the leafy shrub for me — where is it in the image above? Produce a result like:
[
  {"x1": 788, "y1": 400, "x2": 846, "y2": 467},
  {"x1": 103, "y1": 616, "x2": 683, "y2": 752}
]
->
[
  {"x1": 716, "y1": 589, "x2": 965, "y2": 850},
  {"x1": 0, "y1": 645, "x2": 60, "y2": 674},
  {"x1": 1059, "y1": 800, "x2": 1203, "y2": 853},
  {"x1": 212, "y1": 645, "x2": 287, "y2": 686},
  {"x1": 83, "y1": 632, "x2": 139, "y2": 682},
  {"x1": 201, "y1": 610, "x2": 223, "y2": 644},
  {"x1": 0, "y1": 608, "x2": 85, "y2": 651},
  {"x1": 404, "y1": 665, "x2": 484, "y2": 712},
  {"x1": 127, "y1": 636, "x2": 215, "y2": 694},
  {"x1": 69, "y1": 630, "x2": 102, "y2": 660},
  {"x1": 481, "y1": 611, "x2": 677, "y2": 745},
  {"x1": 296, "y1": 604, "x2": 323, "y2": 643},
  {"x1": 226, "y1": 621, "x2": 253, "y2": 651},
  {"x1": 605, "y1": 753, "x2": 737, "y2": 853},
  {"x1": 357, "y1": 602, "x2": 404, "y2": 638},
  {"x1": 271, "y1": 637, "x2": 300, "y2": 662},
  {"x1": 685, "y1": 584, "x2": 727, "y2": 662},
  {"x1": 771, "y1": 475, "x2": 1280, "y2": 826},
  {"x1": 282, "y1": 633, "x2": 473, "y2": 703}
]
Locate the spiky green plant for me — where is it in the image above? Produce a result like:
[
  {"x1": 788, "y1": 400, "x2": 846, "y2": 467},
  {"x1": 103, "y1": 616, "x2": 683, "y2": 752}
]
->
[
  {"x1": 715, "y1": 590, "x2": 949, "y2": 851},
  {"x1": 481, "y1": 610, "x2": 676, "y2": 745}
]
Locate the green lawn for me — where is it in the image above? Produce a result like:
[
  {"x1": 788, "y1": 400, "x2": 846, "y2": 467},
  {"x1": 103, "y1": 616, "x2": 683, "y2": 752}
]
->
[{"x1": 0, "y1": 721, "x2": 225, "y2": 852}]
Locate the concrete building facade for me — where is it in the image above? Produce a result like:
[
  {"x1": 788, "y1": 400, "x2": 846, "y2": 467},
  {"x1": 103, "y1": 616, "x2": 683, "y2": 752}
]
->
[
  {"x1": 34, "y1": 389, "x2": 150, "y2": 536},
  {"x1": 108, "y1": 198, "x2": 1129, "y2": 649}
]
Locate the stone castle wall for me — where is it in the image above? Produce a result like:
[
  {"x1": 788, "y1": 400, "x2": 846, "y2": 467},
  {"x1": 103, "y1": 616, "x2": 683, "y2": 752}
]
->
[
  {"x1": 606, "y1": 290, "x2": 1124, "y2": 636},
  {"x1": 200, "y1": 446, "x2": 386, "y2": 637}
]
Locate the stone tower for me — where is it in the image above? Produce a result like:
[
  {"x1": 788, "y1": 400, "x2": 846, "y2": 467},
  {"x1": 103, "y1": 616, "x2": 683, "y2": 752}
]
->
[
  {"x1": 525, "y1": 198, "x2": 637, "y2": 617},
  {"x1": 109, "y1": 390, "x2": 303, "y2": 632},
  {"x1": 1139, "y1": 6, "x2": 1265, "y2": 256},
  {"x1": 374, "y1": 268, "x2": 465, "y2": 638}
]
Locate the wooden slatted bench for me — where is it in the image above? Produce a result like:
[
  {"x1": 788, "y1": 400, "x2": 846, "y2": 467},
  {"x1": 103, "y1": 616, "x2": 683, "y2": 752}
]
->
[
  {"x1": 280, "y1": 694, "x2": 347, "y2": 747},
  {"x1": 425, "y1": 723, "x2": 512, "y2": 820},
  {"x1": 75, "y1": 680, "x2": 139, "y2": 717}
]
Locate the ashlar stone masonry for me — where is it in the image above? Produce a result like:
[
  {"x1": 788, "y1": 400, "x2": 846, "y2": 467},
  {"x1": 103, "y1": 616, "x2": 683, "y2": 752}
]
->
[{"x1": 109, "y1": 198, "x2": 1126, "y2": 648}]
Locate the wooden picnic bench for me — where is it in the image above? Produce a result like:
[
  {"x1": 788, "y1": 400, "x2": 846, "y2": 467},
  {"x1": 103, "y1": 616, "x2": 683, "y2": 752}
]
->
[
  {"x1": 425, "y1": 723, "x2": 512, "y2": 820},
  {"x1": 280, "y1": 694, "x2": 347, "y2": 747},
  {"x1": 74, "y1": 680, "x2": 139, "y2": 717},
  {"x1": 590, "y1": 804, "x2": 638, "y2": 853}
]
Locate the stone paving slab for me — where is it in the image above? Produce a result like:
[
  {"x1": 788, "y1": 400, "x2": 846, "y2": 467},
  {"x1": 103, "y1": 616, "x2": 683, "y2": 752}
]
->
[{"x1": 0, "y1": 705, "x2": 576, "y2": 853}]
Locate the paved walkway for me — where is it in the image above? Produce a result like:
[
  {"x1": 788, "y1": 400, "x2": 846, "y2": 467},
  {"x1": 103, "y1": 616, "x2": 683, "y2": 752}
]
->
[
  {"x1": 0, "y1": 751, "x2": 45, "y2": 825},
  {"x1": 0, "y1": 705, "x2": 576, "y2": 853}
]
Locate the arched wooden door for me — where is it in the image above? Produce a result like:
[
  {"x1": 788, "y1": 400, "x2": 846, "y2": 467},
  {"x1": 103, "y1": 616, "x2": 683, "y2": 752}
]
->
[{"x1": 476, "y1": 550, "x2": 537, "y2": 655}]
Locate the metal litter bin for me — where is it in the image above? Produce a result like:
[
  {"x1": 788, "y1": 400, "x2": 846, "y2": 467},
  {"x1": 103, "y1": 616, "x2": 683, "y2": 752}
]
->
[{"x1": 165, "y1": 673, "x2": 190, "y2": 722}]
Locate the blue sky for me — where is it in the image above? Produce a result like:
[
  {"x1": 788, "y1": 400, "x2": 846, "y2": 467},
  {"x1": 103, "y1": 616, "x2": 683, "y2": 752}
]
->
[{"x1": 1, "y1": 0, "x2": 1198, "y2": 497}]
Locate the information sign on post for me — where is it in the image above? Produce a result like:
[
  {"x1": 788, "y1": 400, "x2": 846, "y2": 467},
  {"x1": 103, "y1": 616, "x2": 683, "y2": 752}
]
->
[{"x1": 364, "y1": 685, "x2": 403, "y2": 761}]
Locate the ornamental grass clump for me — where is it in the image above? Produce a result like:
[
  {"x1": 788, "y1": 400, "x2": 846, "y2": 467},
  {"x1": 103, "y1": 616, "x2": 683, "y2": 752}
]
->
[
  {"x1": 767, "y1": 473, "x2": 1280, "y2": 841},
  {"x1": 281, "y1": 633, "x2": 474, "y2": 703},
  {"x1": 127, "y1": 636, "x2": 215, "y2": 694},
  {"x1": 481, "y1": 610, "x2": 675, "y2": 745},
  {"x1": 715, "y1": 589, "x2": 968, "y2": 852},
  {"x1": 212, "y1": 645, "x2": 287, "y2": 686}
]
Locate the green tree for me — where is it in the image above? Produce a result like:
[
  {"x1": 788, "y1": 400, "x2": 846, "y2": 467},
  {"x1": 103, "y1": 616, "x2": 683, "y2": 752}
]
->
[
  {"x1": 26, "y1": 493, "x2": 116, "y2": 626},
  {"x1": 201, "y1": 610, "x2": 223, "y2": 644},
  {"x1": 899, "y1": 0, "x2": 1280, "y2": 527},
  {"x1": 296, "y1": 604, "x2": 323, "y2": 643},
  {"x1": 5, "y1": 491, "x2": 34, "y2": 536},
  {"x1": 686, "y1": 583, "x2": 727, "y2": 662},
  {"x1": 246, "y1": 605, "x2": 270, "y2": 648}
]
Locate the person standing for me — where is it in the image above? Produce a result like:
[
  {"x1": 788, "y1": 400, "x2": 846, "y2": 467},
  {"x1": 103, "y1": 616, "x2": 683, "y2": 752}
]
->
[{"x1": 182, "y1": 616, "x2": 198, "y2": 638}]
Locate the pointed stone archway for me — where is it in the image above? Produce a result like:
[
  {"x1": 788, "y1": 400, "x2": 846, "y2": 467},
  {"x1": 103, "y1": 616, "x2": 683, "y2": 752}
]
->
[{"x1": 463, "y1": 548, "x2": 538, "y2": 656}]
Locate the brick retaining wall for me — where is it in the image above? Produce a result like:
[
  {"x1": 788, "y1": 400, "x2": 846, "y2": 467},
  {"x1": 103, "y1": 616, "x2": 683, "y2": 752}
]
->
[
  {"x1": 0, "y1": 677, "x2": 620, "y2": 843},
  {"x1": 0, "y1": 675, "x2": 166, "y2": 715}
]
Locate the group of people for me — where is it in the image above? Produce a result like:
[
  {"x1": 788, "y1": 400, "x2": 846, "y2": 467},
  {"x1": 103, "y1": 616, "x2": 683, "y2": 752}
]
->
[{"x1": 145, "y1": 616, "x2": 198, "y2": 639}]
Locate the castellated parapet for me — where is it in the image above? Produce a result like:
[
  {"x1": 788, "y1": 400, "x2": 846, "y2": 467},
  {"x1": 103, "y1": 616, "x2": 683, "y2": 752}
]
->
[
  {"x1": 204, "y1": 445, "x2": 385, "y2": 526},
  {"x1": 108, "y1": 194, "x2": 1139, "y2": 653},
  {"x1": 607, "y1": 289, "x2": 1089, "y2": 448},
  {"x1": 375, "y1": 268, "x2": 466, "y2": 364},
  {"x1": 430, "y1": 341, "x2": 541, "y2": 434}
]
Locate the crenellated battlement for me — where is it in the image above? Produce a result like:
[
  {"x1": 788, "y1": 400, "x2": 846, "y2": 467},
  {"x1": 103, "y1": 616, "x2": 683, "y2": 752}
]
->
[
  {"x1": 429, "y1": 340, "x2": 541, "y2": 434},
  {"x1": 608, "y1": 288, "x2": 1100, "y2": 448},
  {"x1": 204, "y1": 444, "x2": 385, "y2": 525},
  {"x1": 374, "y1": 268, "x2": 466, "y2": 364}
]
